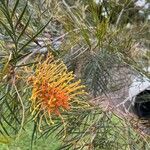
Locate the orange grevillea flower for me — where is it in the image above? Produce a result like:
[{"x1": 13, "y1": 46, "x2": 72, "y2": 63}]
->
[{"x1": 28, "y1": 55, "x2": 86, "y2": 124}]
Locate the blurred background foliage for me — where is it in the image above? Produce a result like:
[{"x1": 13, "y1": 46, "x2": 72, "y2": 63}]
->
[{"x1": 0, "y1": 0, "x2": 150, "y2": 149}]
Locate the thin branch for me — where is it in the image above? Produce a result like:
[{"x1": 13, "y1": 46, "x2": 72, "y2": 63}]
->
[{"x1": 13, "y1": 83, "x2": 25, "y2": 139}]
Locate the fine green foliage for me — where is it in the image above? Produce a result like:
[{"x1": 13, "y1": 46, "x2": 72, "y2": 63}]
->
[{"x1": 0, "y1": 0, "x2": 150, "y2": 150}]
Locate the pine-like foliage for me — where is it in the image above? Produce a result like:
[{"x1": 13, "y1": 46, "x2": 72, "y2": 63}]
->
[{"x1": 0, "y1": 0, "x2": 150, "y2": 149}]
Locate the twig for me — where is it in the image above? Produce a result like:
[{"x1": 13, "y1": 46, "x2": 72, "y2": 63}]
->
[{"x1": 13, "y1": 83, "x2": 25, "y2": 139}]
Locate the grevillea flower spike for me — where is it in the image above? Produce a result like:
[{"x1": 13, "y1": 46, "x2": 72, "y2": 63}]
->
[{"x1": 28, "y1": 54, "x2": 87, "y2": 131}]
